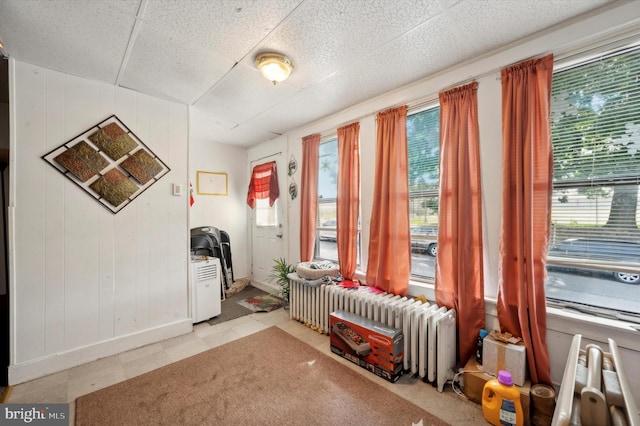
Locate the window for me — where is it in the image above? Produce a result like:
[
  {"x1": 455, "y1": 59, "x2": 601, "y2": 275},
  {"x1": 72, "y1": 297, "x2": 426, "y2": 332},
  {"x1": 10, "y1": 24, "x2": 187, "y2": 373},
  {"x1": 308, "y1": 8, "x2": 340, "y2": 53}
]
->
[
  {"x1": 314, "y1": 137, "x2": 361, "y2": 263},
  {"x1": 548, "y1": 44, "x2": 640, "y2": 321},
  {"x1": 407, "y1": 105, "x2": 441, "y2": 280},
  {"x1": 255, "y1": 197, "x2": 278, "y2": 227},
  {"x1": 316, "y1": 138, "x2": 338, "y2": 261}
]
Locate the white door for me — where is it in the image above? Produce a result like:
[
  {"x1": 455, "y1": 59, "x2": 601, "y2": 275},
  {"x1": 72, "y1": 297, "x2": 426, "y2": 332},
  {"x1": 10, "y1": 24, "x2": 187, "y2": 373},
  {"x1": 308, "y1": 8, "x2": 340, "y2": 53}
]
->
[{"x1": 250, "y1": 153, "x2": 286, "y2": 290}]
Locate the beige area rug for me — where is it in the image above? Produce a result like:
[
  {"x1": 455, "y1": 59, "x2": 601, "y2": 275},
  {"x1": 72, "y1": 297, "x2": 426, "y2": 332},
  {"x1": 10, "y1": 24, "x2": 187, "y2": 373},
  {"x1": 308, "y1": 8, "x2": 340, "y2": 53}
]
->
[{"x1": 75, "y1": 327, "x2": 448, "y2": 426}]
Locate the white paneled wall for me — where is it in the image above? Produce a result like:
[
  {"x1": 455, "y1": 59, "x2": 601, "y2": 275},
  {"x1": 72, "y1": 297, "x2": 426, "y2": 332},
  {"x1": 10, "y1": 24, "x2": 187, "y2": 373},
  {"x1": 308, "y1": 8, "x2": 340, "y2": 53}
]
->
[
  {"x1": 187, "y1": 130, "x2": 249, "y2": 279},
  {"x1": 9, "y1": 60, "x2": 191, "y2": 384}
]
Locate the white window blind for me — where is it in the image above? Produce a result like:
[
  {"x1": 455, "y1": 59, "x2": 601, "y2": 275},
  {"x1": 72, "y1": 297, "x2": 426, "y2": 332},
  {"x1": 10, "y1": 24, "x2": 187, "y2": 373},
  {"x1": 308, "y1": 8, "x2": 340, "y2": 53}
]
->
[
  {"x1": 407, "y1": 106, "x2": 440, "y2": 279},
  {"x1": 548, "y1": 44, "x2": 640, "y2": 318},
  {"x1": 550, "y1": 46, "x2": 640, "y2": 256}
]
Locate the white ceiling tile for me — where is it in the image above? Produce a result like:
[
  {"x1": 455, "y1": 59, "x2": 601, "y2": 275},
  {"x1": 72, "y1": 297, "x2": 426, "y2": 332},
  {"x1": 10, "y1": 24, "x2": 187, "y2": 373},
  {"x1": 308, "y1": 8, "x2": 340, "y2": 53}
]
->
[
  {"x1": 306, "y1": 13, "x2": 471, "y2": 109},
  {"x1": 189, "y1": 107, "x2": 234, "y2": 144},
  {"x1": 248, "y1": 89, "x2": 343, "y2": 136},
  {"x1": 142, "y1": 0, "x2": 303, "y2": 61},
  {"x1": 260, "y1": 0, "x2": 446, "y2": 86},
  {"x1": 0, "y1": 0, "x2": 138, "y2": 82},
  {"x1": 119, "y1": 21, "x2": 235, "y2": 104},
  {"x1": 446, "y1": 0, "x2": 612, "y2": 56},
  {"x1": 190, "y1": 103, "x2": 282, "y2": 147},
  {"x1": 436, "y1": 0, "x2": 463, "y2": 9},
  {"x1": 193, "y1": 63, "x2": 300, "y2": 130},
  {"x1": 359, "y1": 13, "x2": 475, "y2": 88},
  {"x1": 221, "y1": 126, "x2": 282, "y2": 146}
]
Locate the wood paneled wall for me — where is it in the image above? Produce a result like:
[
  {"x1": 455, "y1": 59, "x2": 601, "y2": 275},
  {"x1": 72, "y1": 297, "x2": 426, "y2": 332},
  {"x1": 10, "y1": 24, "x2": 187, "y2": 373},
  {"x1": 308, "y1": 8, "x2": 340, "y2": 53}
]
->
[{"x1": 9, "y1": 60, "x2": 190, "y2": 382}]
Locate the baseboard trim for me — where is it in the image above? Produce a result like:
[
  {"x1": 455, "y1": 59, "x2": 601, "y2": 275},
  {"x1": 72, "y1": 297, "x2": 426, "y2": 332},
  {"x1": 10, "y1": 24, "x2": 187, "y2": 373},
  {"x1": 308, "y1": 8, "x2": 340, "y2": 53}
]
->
[{"x1": 8, "y1": 319, "x2": 193, "y2": 385}]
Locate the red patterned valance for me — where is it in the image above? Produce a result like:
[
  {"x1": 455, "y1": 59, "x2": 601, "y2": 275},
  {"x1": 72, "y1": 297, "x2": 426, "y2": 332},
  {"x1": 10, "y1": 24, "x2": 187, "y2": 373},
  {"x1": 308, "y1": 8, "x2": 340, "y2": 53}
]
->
[{"x1": 246, "y1": 161, "x2": 279, "y2": 208}]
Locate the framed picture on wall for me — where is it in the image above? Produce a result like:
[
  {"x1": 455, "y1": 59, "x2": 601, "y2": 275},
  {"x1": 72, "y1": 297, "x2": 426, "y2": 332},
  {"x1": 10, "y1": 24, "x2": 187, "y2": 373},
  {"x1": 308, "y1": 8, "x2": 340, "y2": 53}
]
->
[
  {"x1": 41, "y1": 114, "x2": 170, "y2": 214},
  {"x1": 196, "y1": 171, "x2": 228, "y2": 196}
]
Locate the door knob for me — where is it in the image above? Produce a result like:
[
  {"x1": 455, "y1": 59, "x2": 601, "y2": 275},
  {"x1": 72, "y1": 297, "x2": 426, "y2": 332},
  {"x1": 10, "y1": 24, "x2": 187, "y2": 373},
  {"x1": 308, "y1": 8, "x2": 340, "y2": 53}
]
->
[{"x1": 276, "y1": 232, "x2": 283, "y2": 239}]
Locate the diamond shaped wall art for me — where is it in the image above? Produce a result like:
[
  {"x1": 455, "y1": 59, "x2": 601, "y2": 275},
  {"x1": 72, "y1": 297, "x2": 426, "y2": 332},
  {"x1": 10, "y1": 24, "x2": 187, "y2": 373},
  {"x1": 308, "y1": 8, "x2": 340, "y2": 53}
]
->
[{"x1": 42, "y1": 115, "x2": 170, "y2": 213}]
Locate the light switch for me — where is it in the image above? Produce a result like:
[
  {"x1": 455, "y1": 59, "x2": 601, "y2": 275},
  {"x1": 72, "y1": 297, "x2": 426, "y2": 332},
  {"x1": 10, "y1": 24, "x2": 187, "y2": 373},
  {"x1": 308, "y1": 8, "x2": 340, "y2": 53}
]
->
[{"x1": 172, "y1": 184, "x2": 183, "y2": 196}]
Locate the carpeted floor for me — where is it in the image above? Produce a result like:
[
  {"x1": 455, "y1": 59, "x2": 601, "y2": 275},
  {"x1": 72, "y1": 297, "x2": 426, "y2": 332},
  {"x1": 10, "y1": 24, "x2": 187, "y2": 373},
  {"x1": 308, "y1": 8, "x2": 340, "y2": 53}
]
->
[
  {"x1": 206, "y1": 283, "x2": 270, "y2": 325},
  {"x1": 75, "y1": 327, "x2": 449, "y2": 426}
]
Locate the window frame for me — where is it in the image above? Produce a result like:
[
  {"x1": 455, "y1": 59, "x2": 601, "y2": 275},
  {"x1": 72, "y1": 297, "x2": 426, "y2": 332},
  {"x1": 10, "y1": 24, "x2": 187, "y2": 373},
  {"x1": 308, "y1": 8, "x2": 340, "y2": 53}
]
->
[
  {"x1": 546, "y1": 40, "x2": 640, "y2": 320},
  {"x1": 313, "y1": 135, "x2": 362, "y2": 264},
  {"x1": 314, "y1": 136, "x2": 339, "y2": 262},
  {"x1": 407, "y1": 102, "x2": 441, "y2": 281}
]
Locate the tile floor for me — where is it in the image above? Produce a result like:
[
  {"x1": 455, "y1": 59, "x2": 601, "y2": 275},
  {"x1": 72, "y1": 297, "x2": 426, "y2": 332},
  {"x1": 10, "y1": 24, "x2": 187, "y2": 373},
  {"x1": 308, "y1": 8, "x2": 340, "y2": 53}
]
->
[{"x1": 7, "y1": 309, "x2": 486, "y2": 425}]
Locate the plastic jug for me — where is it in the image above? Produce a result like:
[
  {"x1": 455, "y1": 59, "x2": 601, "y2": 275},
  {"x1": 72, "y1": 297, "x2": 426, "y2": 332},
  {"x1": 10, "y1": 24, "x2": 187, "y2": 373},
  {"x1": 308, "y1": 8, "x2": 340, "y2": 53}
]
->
[{"x1": 482, "y1": 370, "x2": 523, "y2": 426}]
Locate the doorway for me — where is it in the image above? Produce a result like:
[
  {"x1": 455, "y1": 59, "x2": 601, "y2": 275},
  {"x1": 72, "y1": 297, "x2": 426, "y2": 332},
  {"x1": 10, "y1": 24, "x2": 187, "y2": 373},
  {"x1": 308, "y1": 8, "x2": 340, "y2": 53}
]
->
[{"x1": 249, "y1": 152, "x2": 287, "y2": 291}]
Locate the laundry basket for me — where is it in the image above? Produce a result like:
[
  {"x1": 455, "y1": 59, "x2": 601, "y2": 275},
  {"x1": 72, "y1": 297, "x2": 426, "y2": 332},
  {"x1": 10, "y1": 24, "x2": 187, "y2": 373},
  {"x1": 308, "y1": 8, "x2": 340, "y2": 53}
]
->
[{"x1": 296, "y1": 261, "x2": 340, "y2": 280}]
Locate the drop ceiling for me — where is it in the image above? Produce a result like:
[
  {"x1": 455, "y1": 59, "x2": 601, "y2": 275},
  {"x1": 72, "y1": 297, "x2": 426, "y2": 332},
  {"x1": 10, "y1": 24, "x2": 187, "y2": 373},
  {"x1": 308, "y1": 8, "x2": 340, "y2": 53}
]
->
[{"x1": 0, "y1": 0, "x2": 617, "y2": 147}]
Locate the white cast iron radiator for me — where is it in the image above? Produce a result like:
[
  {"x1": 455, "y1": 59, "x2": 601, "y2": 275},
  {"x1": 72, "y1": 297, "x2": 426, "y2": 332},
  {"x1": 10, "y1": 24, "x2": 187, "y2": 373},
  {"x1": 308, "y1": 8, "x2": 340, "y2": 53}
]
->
[
  {"x1": 552, "y1": 334, "x2": 639, "y2": 426},
  {"x1": 289, "y1": 281, "x2": 457, "y2": 392}
]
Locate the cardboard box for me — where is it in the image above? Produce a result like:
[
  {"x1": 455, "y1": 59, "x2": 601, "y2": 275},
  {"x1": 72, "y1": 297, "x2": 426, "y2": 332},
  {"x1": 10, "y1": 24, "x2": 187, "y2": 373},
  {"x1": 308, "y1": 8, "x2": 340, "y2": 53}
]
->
[
  {"x1": 482, "y1": 335, "x2": 527, "y2": 386},
  {"x1": 329, "y1": 310, "x2": 403, "y2": 383},
  {"x1": 463, "y1": 358, "x2": 531, "y2": 426}
]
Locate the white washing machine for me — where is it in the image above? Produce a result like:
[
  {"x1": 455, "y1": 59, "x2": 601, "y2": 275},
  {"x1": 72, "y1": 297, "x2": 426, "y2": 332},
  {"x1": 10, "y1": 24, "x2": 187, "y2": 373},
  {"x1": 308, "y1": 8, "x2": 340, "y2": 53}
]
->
[{"x1": 190, "y1": 256, "x2": 222, "y2": 323}]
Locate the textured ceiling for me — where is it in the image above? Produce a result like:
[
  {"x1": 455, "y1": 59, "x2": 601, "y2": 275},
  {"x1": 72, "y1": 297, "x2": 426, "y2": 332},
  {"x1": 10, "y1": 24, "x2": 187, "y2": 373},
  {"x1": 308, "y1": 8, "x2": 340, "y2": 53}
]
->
[{"x1": 0, "y1": 0, "x2": 615, "y2": 147}]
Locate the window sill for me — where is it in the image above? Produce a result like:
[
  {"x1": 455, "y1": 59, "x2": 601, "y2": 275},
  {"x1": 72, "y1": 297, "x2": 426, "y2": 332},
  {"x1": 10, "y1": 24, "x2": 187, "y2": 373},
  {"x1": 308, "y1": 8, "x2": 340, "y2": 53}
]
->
[
  {"x1": 545, "y1": 305, "x2": 640, "y2": 352},
  {"x1": 408, "y1": 279, "x2": 436, "y2": 301}
]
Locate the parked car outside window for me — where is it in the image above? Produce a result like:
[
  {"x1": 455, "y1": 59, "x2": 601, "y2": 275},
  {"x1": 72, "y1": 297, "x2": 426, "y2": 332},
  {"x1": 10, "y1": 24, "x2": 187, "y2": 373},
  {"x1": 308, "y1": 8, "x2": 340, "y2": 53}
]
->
[
  {"x1": 548, "y1": 238, "x2": 640, "y2": 284},
  {"x1": 410, "y1": 226, "x2": 438, "y2": 257},
  {"x1": 319, "y1": 220, "x2": 337, "y2": 241}
]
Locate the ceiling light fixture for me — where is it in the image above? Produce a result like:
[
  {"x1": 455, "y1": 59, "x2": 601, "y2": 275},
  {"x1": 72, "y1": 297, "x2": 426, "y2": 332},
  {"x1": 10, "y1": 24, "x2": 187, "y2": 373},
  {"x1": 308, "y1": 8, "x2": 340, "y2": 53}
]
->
[{"x1": 255, "y1": 52, "x2": 294, "y2": 85}]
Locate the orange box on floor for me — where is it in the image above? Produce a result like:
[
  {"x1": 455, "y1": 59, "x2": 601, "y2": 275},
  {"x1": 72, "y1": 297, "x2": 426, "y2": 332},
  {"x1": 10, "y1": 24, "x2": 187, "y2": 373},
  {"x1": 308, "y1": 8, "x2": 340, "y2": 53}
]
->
[{"x1": 329, "y1": 310, "x2": 403, "y2": 383}]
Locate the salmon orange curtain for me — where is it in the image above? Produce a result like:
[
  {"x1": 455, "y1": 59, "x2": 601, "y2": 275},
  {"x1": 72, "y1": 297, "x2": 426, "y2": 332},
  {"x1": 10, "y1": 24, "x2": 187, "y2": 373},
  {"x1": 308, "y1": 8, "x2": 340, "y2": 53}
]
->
[
  {"x1": 300, "y1": 134, "x2": 321, "y2": 262},
  {"x1": 366, "y1": 106, "x2": 410, "y2": 296},
  {"x1": 246, "y1": 161, "x2": 279, "y2": 208},
  {"x1": 498, "y1": 54, "x2": 554, "y2": 385},
  {"x1": 435, "y1": 82, "x2": 485, "y2": 366},
  {"x1": 337, "y1": 122, "x2": 360, "y2": 279}
]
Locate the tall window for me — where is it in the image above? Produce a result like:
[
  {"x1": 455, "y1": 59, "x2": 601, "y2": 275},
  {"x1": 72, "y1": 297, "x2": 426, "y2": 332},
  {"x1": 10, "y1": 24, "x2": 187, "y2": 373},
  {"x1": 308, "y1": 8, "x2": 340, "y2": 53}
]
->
[
  {"x1": 548, "y1": 44, "x2": 640, "y2": 321},
  {"x1": 316, "y1": 138, "x2": 338, "y2": 261},
  {"x1": 407, "y1": 105, "x2": 441, "y2": 279},
  {"x1": 314, "y1": 137, "x2": 361, "y2": 263}
]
